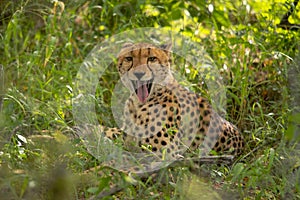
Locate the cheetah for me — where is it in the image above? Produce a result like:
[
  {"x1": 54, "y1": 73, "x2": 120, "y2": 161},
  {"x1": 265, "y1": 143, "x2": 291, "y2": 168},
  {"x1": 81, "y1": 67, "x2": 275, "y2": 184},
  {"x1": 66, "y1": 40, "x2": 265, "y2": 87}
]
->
[{"x1": 101, "y1": 42, "x2": 244, "y2": 159}]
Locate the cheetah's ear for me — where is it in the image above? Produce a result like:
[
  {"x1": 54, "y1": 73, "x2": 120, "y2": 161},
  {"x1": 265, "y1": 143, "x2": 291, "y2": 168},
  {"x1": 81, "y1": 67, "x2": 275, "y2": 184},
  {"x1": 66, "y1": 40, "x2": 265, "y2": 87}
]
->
[
  {"x1": 160, "y1": 42, "x2": 172, "y2": 52},
  {"x1": 121, "y1": 42, "x2": 134, "y2": 49}
]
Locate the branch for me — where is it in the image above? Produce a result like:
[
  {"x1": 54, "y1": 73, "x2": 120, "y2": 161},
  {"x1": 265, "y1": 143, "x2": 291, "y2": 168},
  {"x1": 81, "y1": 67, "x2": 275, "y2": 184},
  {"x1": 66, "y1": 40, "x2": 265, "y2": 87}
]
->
[{"x1": 88, "y1": 155, "x2": 235, "y2": 199}]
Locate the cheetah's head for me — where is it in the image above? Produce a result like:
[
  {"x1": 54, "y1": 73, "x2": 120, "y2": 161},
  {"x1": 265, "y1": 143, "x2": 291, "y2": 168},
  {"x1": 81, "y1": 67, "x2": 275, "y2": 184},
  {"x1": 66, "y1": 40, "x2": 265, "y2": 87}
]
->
[{"x1": 117, "y1": 42, "x2": 173, "y2": 103}]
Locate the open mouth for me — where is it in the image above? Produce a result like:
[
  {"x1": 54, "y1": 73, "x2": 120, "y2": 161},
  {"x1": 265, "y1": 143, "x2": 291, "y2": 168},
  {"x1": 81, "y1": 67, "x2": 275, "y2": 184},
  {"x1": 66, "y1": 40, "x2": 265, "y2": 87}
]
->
[{"x1": 131, "y1": 79, "x2": 153, "y2": 103}]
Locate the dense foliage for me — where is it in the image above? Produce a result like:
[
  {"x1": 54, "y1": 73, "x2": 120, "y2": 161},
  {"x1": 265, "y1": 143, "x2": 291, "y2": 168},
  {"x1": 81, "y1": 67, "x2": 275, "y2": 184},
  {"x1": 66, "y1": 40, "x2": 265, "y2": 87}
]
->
[{"x1": 0, "y1": 0, "x2": 299, "y2": 199}]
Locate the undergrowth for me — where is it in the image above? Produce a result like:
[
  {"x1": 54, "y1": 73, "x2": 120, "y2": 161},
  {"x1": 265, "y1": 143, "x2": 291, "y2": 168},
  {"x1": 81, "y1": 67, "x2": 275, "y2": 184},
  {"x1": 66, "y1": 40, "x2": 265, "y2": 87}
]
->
[{"x1": 0, "y1": 0, "x2": 299, "y2": 199}]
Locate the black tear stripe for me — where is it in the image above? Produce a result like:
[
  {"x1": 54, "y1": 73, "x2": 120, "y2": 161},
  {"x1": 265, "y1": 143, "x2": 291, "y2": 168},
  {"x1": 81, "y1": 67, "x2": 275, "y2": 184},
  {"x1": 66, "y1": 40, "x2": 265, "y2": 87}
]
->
[
  {"x1": 124, "y1": 56, "x2": 133, "y2": 72},
  {"x1": 128, "y1": 63, "x2": 133, "y2": 71},
  {"x1": 147, "y1": 62, "x2": 153, "y2": 74}
]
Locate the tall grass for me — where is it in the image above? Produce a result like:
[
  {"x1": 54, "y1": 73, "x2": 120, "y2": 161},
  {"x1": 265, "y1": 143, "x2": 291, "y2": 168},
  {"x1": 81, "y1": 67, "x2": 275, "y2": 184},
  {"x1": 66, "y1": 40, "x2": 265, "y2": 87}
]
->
[{"x1": 0, "y1": 0, "x2": 299, "y2": 199}]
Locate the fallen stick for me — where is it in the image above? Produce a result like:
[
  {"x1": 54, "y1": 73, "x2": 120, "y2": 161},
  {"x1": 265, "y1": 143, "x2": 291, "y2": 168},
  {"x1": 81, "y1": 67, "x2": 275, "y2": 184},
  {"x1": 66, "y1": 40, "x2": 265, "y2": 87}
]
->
[{"x1": 88, "y1": 155, "x2": 235, "y2": 199}]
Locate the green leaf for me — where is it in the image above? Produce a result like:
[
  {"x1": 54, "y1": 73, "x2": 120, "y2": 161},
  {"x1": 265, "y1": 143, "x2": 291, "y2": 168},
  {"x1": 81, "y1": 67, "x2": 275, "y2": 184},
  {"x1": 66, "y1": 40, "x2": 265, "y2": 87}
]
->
[
  {"x1": 213, "y1": 10, "x2": 231, "y2": 28},
  {"x1": 231, "y1": 163, "x2": 245, "y2": 182},
  {"x1": 98, "y1": 176, "x2": 112, "y2": 192},
  {"x1": 87, "y1": 187, "x2": 99, "y2": 194}
]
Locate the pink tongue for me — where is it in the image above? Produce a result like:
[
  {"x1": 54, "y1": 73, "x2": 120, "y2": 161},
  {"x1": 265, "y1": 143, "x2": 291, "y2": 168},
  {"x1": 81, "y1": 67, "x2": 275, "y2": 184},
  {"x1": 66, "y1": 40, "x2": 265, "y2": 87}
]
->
[{"x1": 137, "y1": 83, "x2": 148, "y2": 103}]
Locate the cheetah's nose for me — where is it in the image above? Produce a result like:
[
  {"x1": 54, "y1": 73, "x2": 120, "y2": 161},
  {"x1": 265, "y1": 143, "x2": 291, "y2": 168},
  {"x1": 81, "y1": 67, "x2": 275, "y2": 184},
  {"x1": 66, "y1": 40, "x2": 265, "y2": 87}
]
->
[{"x1": 134, "y1": 72, "x2": 145, "y2": 80}]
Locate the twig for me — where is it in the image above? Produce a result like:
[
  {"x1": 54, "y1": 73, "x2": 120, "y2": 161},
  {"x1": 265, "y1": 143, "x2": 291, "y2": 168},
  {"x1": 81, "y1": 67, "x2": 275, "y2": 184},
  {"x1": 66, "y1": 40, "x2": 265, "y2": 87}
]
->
[
  {"x1": 88, "y1": 155, "x2": 235, "y2": 199},
  {"x1": 89, "y1": 186, "x2": 124, "y2": 200}
]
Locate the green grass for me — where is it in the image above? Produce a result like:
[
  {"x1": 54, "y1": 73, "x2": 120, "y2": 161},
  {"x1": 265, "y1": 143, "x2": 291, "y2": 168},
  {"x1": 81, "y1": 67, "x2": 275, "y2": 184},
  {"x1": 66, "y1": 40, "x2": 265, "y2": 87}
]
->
[{"x1": 0, "y1": 0, "x2": 300, "y2": 199}]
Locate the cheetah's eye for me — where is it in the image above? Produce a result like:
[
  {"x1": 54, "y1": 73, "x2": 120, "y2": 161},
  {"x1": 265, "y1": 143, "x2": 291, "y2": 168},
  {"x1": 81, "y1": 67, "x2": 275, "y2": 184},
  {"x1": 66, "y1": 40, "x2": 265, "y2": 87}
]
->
[
  {"x1": 124, "y1": 57, "x2": 133, "y2": 62},
  {"x1": 148, "y1": 57, "x2": 157, "y2": 62}
]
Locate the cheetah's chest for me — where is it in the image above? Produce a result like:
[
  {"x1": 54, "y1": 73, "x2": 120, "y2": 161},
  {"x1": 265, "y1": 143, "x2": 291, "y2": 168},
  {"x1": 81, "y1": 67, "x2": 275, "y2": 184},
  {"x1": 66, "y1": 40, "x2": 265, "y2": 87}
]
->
[{"x1": 122, "y1": 85, "x2": 202, "y2": 155}]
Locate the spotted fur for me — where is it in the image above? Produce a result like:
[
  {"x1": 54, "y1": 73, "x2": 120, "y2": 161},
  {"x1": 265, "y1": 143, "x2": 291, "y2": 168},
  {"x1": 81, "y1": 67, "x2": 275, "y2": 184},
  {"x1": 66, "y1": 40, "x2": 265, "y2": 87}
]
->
[{"x1": 102, "y1": 43, "x2": 244, "y2": 158}]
